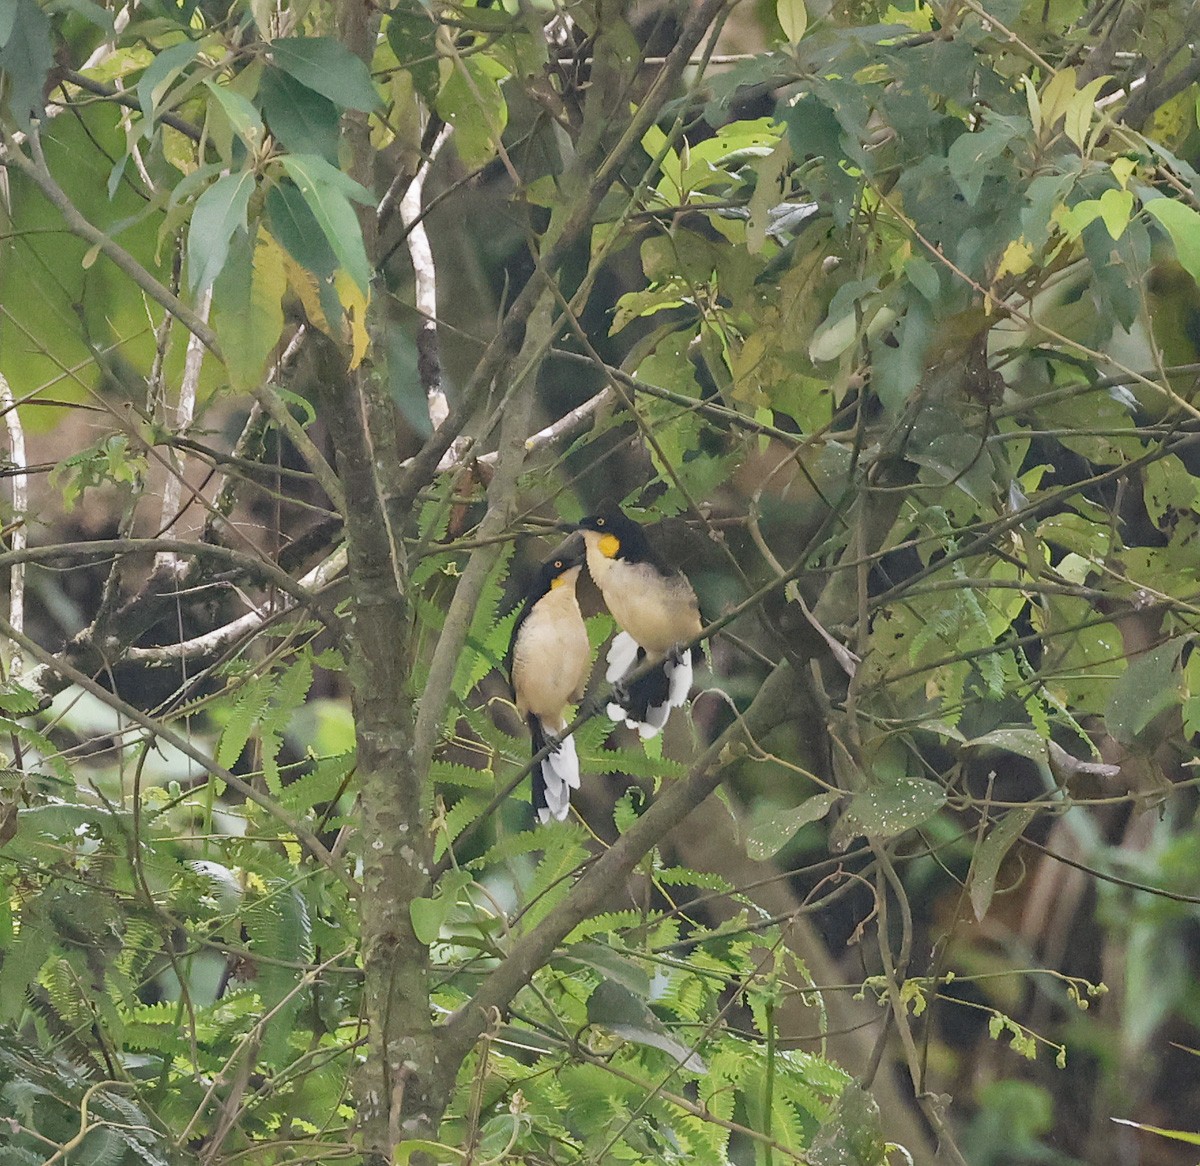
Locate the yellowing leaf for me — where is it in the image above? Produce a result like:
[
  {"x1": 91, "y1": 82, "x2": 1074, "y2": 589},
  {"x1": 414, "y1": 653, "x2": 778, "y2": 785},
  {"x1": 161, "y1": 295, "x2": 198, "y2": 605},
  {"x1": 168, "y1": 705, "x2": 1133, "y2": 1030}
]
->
[
  {"x1": 1064, "y1": 75, "x2": 1108, "y2": 149},
  {"x1": 1038, "y1": 66, "x2": 1078, "y2": 130},
  {"x1": 996, "y1": 238, "x2": 1034, "y2": 279},
  {"x1": 279, "y1": 247, "x2": 334, "y2": 338},
  {"x1": 1096, "y1": 187, "x2": 1133, "y2": 238},
  {"x1": 1110, "y1": 156, "x2": 1137, "y2": 188},
  {"x1": 334, "y1": 270, "x2": 370, "y2": 369}
]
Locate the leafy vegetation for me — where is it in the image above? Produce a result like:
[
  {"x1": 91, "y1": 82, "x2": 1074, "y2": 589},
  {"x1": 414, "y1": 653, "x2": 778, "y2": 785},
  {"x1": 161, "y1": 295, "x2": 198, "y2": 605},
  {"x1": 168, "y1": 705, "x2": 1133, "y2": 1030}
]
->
[{"x1": 3, "y1": 0, "x2": 1200, "y2": 1163}]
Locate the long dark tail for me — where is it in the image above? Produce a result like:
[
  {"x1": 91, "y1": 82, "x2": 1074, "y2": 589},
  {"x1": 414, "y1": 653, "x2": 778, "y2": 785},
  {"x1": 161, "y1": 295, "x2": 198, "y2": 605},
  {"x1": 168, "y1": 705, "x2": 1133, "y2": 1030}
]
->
[
  {"x1": 530, "y1": 715, "x2": 580, "y2": 823},
  {"x1": 606, "y1": 636, "x2": 694, "y2": 739}
]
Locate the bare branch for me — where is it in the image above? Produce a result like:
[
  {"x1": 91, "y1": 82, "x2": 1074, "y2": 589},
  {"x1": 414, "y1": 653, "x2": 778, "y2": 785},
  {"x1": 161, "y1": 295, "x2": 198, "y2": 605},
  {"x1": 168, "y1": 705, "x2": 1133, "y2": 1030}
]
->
[
  {"x1": 0, "y1": 610, "x2": 353, "y2": 888},
  {"x1": 124, "y1": 545, "x2": 347, "y2": 665},
  {"x1": 399, "y1": 124, "x2": 453, "y2": 433},
  {"x1": 0, "y1": 368, "x2": 26, "y2": 676},
  {"x1": 156, "y1": 286, "x2": 211, "y2": 571}
]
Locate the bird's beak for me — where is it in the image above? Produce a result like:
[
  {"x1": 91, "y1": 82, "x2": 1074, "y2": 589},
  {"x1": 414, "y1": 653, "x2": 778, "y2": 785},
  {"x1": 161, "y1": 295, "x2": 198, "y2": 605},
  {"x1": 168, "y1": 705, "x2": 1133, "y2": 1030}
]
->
[{"x1": 555, "y1": 520, "x2": 579, "y2": 532}]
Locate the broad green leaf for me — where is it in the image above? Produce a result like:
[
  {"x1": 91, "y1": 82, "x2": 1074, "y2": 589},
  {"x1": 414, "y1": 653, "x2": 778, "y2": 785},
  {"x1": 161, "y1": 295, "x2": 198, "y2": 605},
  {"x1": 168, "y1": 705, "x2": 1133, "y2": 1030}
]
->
[
  {"x1": 386, "y1": 0, "x2": 440, "y2": 102},
  {"x1": 969, "y1": 807, "x2": 1038, "y2": 921},
  {"x1": 136, "y1": 37, "x2": 201, "y2": 128},
  {"x1": 0, "y1": 0, "x2": 53, "y2": 125},
  {"x1": 746, "y1": 792, "x2": 838, "y2": 859},
  {"x1": 266, "y1": 178, "x2": 338, "y2": 279},
  {"x1": 279, "y1": 154, "x2": 372, "y2": 291},
  {"x1": 871, "y1": 295, "x2": 931, "y2": 412},
  {"x1": 1096, "y1": 188, "x2": 1133, "y2": 239},
  {"x1": 435, "y1": 55, "x2": 509, "y2": 169},
  {"x1": 1145, "y1": 197, "x2": 1200, "y2": 286},
  {"x1": 777, "y1": 0, "x2": 807, "y2": 44},
  {"x1": 203, "y1": 79, "x2": 264, "y2": 149},
  {"x1": 587, "y1": 980, "x2": 705, "y2": 1072},
  {"x1": 1106, "y1": 638, "x2": 1187, "y2": 744},
  {"x1": 410, "y1": 870, "x2": 471, "y2": 945},
  {"x1": 947, "y1": 114, "x2": 1023, "y2": 204},
  {"x1": 561, "y1": 942, "x2": 651, "y2": 997},
  {"x1": 212, "y1": 229, "x2": 287, "y2": 391},
  {"x1": 965, "y1": 727, "x2": 1048, "y2": 764},
  {"x1": 280, "y1": 151, "x2": 373, "y2": 205},
  {"x1": 410, "y1": 896, "x2": 449, "y2": 945},
  {"x1": 0, "y1": 0, "x2": 17, "y2": 46},
  {"x1": 259, "y1": 64, "x2": 340, "y2": 163},
  {"x1": 270, "y1": 36, "x2": 382, "y2": 112},
  {"x1": 186, "y1": 170, "x2": 254, "y2": 293},
  {"x1": 809, "y1": 1083, "x2": 888, "y2": 1166},
  {"x1": 835, "y1": 777, "x2": 946, "y2": 845}
]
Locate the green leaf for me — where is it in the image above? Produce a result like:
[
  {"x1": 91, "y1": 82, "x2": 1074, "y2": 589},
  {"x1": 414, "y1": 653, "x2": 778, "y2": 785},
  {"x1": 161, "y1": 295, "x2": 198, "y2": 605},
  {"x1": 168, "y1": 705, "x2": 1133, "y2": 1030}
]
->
[
  {"x1": 269, "y1": 36, "x2": 382, "y2": 113},
  {"x1": 203, "y1": 79, "x2": 265, "y2": 149},
  {"x1": 212, "y1": 229, "x2": 287, "y2": 390},
  {"x1": 386, "y1": 0, "x2": 440, "y2": 103},
  {"x1": 1105, "y1": 638, "x2": 1187, "y2": 745},
  {"x1": 266, "y1": 178, "x2": 338, "y2": 280},
  {"x1": 1110, "y1": 1118, "x2": 1200, "y2": 1146},
  {"x1": 969, "y1": 807, "x2": 1038, "y2": 921},
  {"x1": 410, "y1": 872, "x2": 470, "y2": 945},
  {"x1": 435, "y1": 55, "x2": 509, "y2": 169},
  {"x1": 834, "y1": 777, "x2": 946, "y2": 846},
  {"x1": 561, "y1": 942, "x2": 651, "y2": 997},
  {"x1": 871, "y1": 296, "x2": 932, "y2": 412},
  {"x1": 965, "y1": 727, "x2": 1049, "y2": 764},
  {"x1": 187, "y1": 170, "x2": 255, "y2": 293},
  {"x1": 259, "y1": 64, "x2": 340, "y2": 164},
  {"x1": 0, "y1": 0, "x2": 17, "y2": 46},
  {"x1": 279, "y1": 154, "x2": 373, "y2": 292},
  {"x1": 587, "y1": 980, "x2": 705, "y2": 1072},
  {"x1": 745, "y1": 792, "x2": 839, "y2": 859},
  {"x1": 136, "y1": 37, "x2": 201, "y2": 128},
  {"x1": 1145, "y1": 197, "x2": 1200, "y2": 287},
  {"x1": 0, "y1": 0, "x2": 53, "y2": 125},
  {"x1": 410, "y1": 896, "x2": 448, "y2": 946},
  {"x1": 776, "y1": 0, "x2": 807, "y2": 43}
]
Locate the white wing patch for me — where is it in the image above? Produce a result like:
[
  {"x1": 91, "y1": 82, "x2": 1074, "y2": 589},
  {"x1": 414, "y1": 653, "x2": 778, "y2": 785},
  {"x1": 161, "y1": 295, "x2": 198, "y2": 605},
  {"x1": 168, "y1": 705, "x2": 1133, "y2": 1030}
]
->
[
  {"x1": 536, "y1": 732, "x2": 580, "y2": 823},
  {"x1": 605, "y1": 630, "x2": 641, "y2": 683}
]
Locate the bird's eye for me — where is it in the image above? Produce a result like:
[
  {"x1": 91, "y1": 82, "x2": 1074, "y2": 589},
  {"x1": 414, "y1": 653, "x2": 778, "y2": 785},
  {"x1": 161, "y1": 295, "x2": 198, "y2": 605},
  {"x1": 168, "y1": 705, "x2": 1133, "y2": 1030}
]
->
[
  {"x1": 554, "y1": 560, "x2": 563, "y2": 569},
  {"x1": 596, "y1": 517, "x2": 606, "y2": 527}
]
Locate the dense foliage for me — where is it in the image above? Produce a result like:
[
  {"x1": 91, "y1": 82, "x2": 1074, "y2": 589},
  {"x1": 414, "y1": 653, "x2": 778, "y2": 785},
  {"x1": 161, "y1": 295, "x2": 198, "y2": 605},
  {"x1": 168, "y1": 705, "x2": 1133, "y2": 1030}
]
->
[{"x1": 3, "y1": 0, "x2": 1200, "y2": 1163}]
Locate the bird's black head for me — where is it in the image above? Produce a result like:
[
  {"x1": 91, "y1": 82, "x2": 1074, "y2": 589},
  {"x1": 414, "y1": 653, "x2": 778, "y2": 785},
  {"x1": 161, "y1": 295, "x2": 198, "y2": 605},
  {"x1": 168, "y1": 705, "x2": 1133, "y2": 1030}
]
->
[
  {"x1": 533, "y1": 540, "x2": 585, "y2": 593},
  {"x1": 576, "y1": 503, "x2": 653, "y2": 562}
]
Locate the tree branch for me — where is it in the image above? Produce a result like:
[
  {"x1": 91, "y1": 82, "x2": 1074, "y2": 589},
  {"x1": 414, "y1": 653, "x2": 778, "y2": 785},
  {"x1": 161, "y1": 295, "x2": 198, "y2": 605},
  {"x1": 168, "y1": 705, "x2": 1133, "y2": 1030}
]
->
[{"x1": 0, "y1": 611, "x2": 352, "y2": 888}]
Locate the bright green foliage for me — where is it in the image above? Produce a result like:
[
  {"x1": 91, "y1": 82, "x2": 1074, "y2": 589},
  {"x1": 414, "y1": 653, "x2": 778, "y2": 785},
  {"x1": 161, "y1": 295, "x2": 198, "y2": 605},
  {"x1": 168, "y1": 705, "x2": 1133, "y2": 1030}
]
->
[{"x1": 5, "y1": 0, "x2": 1200, "y2": 1160}]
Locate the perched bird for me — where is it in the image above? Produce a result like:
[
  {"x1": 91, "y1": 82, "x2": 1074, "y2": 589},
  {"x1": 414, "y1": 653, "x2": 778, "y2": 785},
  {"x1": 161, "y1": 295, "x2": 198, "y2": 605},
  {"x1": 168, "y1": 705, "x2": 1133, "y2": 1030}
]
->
[
  {"x1": 507, "y1": 544, "x2": 592, "y2": 822},
  {"x1": 576, "y1": 504, "x2": 702, "y2": 737}
]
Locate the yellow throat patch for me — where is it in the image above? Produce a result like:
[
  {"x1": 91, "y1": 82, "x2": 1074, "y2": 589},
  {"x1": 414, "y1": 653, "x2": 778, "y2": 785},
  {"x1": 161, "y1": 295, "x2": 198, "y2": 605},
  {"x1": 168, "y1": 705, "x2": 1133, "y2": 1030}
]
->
[{"x1": 597, "y1": 532, "x2": 621, "y2": 559}]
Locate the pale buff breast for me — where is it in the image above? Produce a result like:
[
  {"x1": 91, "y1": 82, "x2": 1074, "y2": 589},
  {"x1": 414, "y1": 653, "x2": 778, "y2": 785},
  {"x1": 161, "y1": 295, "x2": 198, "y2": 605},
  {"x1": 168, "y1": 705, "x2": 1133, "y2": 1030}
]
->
[
  {"x1": 512, "y1": 581, "x2": 591, "y2": 727},
  {"x1": 584, "y1": 544, "x2": 701, "y2": 658}
]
